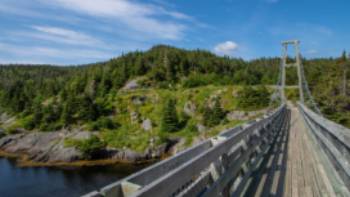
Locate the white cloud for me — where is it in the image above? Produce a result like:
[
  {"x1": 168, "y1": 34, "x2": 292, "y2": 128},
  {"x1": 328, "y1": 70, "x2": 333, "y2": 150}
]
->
[
  {"x1": 42, "y1": 0, "x2": 188, "y2": 40},
  {"x1": 0, "y1": 42, "x2": 114, "y2": 65},
  {"x1": 214, "y1": 41, "x2": 239, "y2": 56},
  {"x1": 31, "y1": 26, "x2": 102, "y2": 46}
]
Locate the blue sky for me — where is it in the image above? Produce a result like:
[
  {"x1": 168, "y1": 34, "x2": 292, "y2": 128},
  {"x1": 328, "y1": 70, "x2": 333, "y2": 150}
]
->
[{"x1": 0, "y1": 0, "x2": 349, "y2": 65}]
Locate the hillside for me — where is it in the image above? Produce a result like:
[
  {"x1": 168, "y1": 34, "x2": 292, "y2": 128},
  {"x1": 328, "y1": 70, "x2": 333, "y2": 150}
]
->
[
  {"x1": 0, "y1": 45, "x2": 280, "y2": 132},
  {"x1": 0, "y1": 45, "x2": 349, "y2": 164}
]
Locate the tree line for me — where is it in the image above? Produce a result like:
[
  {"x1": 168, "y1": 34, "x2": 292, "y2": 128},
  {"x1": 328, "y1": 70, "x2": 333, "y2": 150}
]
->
[{"x1": 0, "y1": 45, "x2": 348, "y2": 130}]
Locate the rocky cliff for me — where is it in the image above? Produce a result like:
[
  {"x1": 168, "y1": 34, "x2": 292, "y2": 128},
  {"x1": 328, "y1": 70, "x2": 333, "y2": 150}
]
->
[{"x1": 0, "y1": 131, "x2": 178, "y2": 165}]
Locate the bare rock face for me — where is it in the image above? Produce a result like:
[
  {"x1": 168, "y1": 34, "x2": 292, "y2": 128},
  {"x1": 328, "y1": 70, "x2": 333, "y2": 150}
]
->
[
  {"x1": 208, "y1": 94, "x2": 220, "y2": 108},
  {"x1": 226, "y1": 111, "x2": 248, "y2": 121},
  {"x1": 232, "y1": 90, "x2": 239, "y2": 97},
  {"x1": 110, "y1": 149, "x2": 144, "y2": 162},
  {"x1": 130, "y1": 111, "x2": 140, "y2": 123},
  {"x1": 0, "y1": 113, "x2": 15, "y2": 128},
  {"x1": 184, "y1": 101, "x2": 196, "y2": 116},
  {"x1": 0, "y1": 131, "x2": 95, "y2": 163},
  {"x1": 122, "y1": 79, "x2": 139, "y2": 90},
  {"x1": 142, "y1": 119, "x2": 152, "y2": 131},
  {"x1": 196, "y1": 124, "x2": 207, "y2": 133},
  {"x1": 0, "y1": 113, "x2": 10, "y2": 123},
  {"x1": 0, "y1": 130, "x2": 181, "y2": 164},
  {"x1": 226, "y1": 109, "x2": 268, "y2": 121},
  {"x1": 104, "y1": 138, "x2": 179, "y2": 162}
]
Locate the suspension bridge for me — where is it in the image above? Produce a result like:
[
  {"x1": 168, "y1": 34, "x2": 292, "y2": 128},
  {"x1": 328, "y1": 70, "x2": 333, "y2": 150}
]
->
[{"x1": 84, "y1": 41, "x2": 350, "y2": 197}]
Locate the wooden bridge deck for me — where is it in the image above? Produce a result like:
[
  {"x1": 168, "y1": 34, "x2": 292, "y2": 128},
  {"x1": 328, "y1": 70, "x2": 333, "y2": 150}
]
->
[
  {"x1": 284, "y1": 106, "x2": 336, "y2": 197},
  {"x1": 243, "y1": 105, "x2": 336, "y2": 197}
]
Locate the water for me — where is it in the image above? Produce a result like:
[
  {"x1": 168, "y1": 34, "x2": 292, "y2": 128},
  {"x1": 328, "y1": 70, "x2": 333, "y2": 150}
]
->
[{"x1": 0, "y1": 157, "x2": 148, "y2": 197}]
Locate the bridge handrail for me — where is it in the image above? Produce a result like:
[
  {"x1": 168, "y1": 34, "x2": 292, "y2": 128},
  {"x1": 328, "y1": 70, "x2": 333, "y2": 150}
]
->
[
  {"x1": 298, "y1": 103, "x2": 350, "y2": 149},
  {"x1": 298, "y1": 102, "x2": 350, "y2": 189},
  {"x1": 83, "y1": 104, "x2": 287, "y2": 197}
]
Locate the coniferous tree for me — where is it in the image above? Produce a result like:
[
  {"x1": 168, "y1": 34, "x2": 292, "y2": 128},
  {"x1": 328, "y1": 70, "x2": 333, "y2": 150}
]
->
[
  {"x1": 79, "y1": 95, "x2": 98, "y2": 121},
  {"x1": 161, "y1": 98, "x2": 179, "y2": 132},
  {"x1": 135, "y1": 56, "x2": 147, "y2": 75},
  {"x1": 203, "y1": 106, "x2": 213, "y2": 127},
  {"x1": 212, "y1": 97, "x2": 225, "y2": 124},
  {"x1": 164, "y1": 51, "x2": 175, "y2": 82},
  {"x1": 32, "y1": 103, "x2": 43, "y2": 128},
  {"x1": 0, "y1": 46, "x2": 349, "y2": 129},
  {"x1": 341, "y1": 50, "x2": 347, "y2": 62},
  {"x1": 62, "y1": 100, "x2": 74, "y2": 126},
  {"x1": 203, "y1": 97, "x2": 225, "y2": 127}
]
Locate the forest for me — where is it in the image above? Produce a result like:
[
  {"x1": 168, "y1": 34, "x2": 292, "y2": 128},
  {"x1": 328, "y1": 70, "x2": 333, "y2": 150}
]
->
[
  {"x1": 0, "y1": 45, "x2": 280, "y2": 131},
  {"x1": 0, "y1": 45, "x2": 349, "y2": 153}
]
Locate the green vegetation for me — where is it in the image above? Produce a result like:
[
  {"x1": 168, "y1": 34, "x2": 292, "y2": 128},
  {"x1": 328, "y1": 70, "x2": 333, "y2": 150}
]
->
[
  {"x1": 236, "y1": 86, "x2": 270, "y2": 110},
  {"x1": 65, "y1": 136, "x2": 106, "y2": 159},
  {"x1": 285, "y1": 87, "x2": 299, "y2": 104},
  {"x1": 303, "y1": 53, "x2": 350, "y2": 128},
  {"x1": 161, "y1": 98, "x2": 180, "y2": 132},
  {"x1": 0, "y1": 45, "x2": 349, "y2": 154},
  {"x1": 203, "y1": 97, "x2": 226, "y2": 127},
  {"x1": 96, "y1": 85, "x2": 255, "y2": 152}
]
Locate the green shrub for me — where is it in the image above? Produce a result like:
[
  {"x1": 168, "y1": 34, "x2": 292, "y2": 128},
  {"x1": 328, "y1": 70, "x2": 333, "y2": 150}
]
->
[
  {"x1": 182, "y1": 74, "x2": 234, "y2": 88},
  {"x1": 90, "y1": 117, "x2": 120, "y2": 131},
  {"x1": 236, "y1": 86, "x2": 270, "y2": 110},
  {"x1": 22, "y1": 115, "x2": 36, "y2": 130},
  {"x1": 184, "y1": 121, "x2": 198, "y2": 133},
  {"x1": 203, "y1": 97, "x2": 226, "y2": 127},
  {"x1": 182, "y1": 75, "x2": 209, "y2": 88},
  {"x1": 286, "y1": 88, "x2": 299, "y2": 103},
  {"x1": 161, "y1": 98, "x2": 179, "y2": 132},
  {"x1": 65, "y1": 136, "x2": 106, "y2": 159},
  {"x1": 5, "y1": 126, "x2": 21, "y2": 135}
]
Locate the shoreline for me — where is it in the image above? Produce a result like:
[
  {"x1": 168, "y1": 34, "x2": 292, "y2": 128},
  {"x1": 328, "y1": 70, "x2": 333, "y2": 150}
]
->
[{"x1": 0, "y1": 150, "x2": 160, "y2": 168}]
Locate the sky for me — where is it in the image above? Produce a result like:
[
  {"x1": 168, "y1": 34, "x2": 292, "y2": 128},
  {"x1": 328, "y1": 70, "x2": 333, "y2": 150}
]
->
[{"x1": 0, "y1": 0, "x2": 349, "y2": 65}]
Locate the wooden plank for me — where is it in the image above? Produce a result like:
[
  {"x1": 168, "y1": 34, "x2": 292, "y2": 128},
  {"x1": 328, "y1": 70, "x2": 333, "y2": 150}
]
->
[{"x1": 283, "y1": 104, "x2": 339, "y2": 197}]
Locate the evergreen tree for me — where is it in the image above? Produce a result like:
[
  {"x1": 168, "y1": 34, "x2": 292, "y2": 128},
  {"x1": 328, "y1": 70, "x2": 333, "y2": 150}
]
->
[
  {"x1": 62, "y1": 99, "x2": 74, "y2": 126},
  {"x1": 212, "y1": 97, "x2": 225, "y2": 123},
  {"x1": 341, "y1": 50, "x2": 347, "y2": 62},
  {"x1": 161, "y1": 98, "x2": 179, "y2": 132},
  {"x1": 135, "y1": 56, "x2": 147, "y2": 75},
  {"x1": 114, "y1": 63, "x2": 128, "y2": 88},
  {"x1": 203, "y1": 97, "x2": 225, "y2": 127},
  {"x1": 164, "y1": 51, "x2": 176, "y2": 82},
  {"x1": 80, "y1": 95, "x2": 98, "y2": 121},
  {"x1": 32, "y1": 103, "x2": 43, "y2": 128},
  {"x1": 203, "y1": 106, "x2": 213, "y2": 127}
]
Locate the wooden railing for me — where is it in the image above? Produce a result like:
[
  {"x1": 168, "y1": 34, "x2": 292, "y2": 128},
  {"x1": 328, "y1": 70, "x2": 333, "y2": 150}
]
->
[
  {"x1": 83, "y1": 105, "x2": 287, "y2": 197},
  {"x1": 299, "y1": 103, "x2": 350, "y2": 193}
]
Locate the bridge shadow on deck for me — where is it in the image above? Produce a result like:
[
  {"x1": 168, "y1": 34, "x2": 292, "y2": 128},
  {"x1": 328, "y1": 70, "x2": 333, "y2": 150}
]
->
[{"x1": 243, "y1": 109, "x2": 292, "y2": 197}]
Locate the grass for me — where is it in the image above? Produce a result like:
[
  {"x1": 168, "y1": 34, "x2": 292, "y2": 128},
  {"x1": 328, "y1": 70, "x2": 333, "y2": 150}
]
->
[
  {"x1": 285, "y1": 87, "x2": 299, "y2": 104},
  {"x1": 2, "y1": 85, "x2": 270, "y2": 153},
  {"x1": 98, "y1": 85, "x2": 265, "y2": 152}
]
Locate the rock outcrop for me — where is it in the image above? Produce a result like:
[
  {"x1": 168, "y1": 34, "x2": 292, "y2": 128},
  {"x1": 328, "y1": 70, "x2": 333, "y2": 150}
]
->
[
  {"x1": 183, "y1": 101, "x2": 196, "y2": 116},
  {"x1": 130, "y1": 111, "x2": 140, "y2": 123},
  {"x1": 226, "y1": 109, "x2": 268, "y2": 121},
  {"x1": 0, "y1": 113, "x2": 15, "y2": 127},
  {"x1": 0, "y1": 131, "x2": 178, "y2": 165},
  {"x1": 142, "y1": 119, "x2": 152, "y2": 131},
  {"x1": 131, "y1": 95, "x2": 147, "y2": 105},
  {"x1": 196, "y1": 124, "x2": 207, "y2": 133},
  {"x1": 0, "y1": 131, "x2": 91, "y2": 163},
  {"x1": 122, "y1": 79, "x2": 139, "y2": 90}
]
